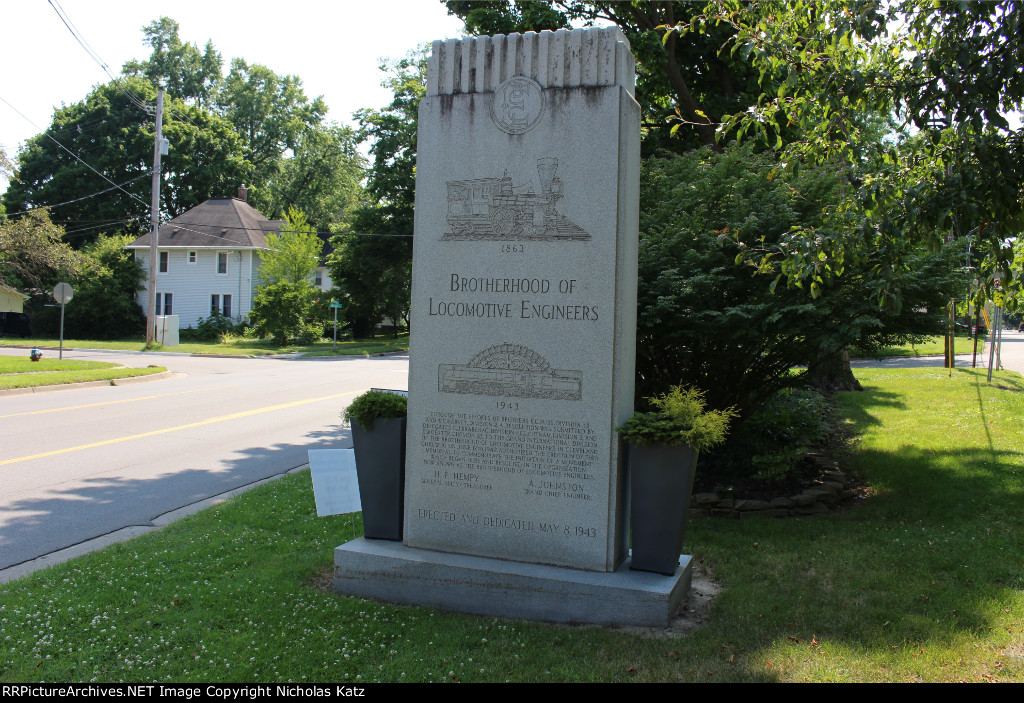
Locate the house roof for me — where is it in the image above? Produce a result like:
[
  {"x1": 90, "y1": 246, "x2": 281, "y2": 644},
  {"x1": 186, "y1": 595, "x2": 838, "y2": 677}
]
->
[
  {"x1": 0, "y1": 284, "x2": 29, "y2": 300},
  {"x1": 127, "y1": 197, "x2": 283, "y2": 250}
]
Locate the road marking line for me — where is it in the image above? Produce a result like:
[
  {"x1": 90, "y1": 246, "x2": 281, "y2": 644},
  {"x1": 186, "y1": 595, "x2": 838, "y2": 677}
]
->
[
  {"x1": 0, "y1": 386, "x2": 240, "y2": 419},
  {"x1": 0, "y1": 390, "x2": 357, "y2": 466}
]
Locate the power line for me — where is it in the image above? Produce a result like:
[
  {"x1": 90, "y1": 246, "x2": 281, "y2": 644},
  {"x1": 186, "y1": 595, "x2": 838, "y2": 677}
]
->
[
  {"x1": 63, "y1": 219, "x2": 141, "y2": 239},
  {"x1": 47, "y1": 0, "x2": 155, "y2": 116},
  {"x1": 7, "y1": 114, "x2": 112, "y2": 152},
  {"x1": 2, "y1": 173, "x2": 152, "y2": 219},
  {"x1": 0, "y1": 94, "x2": 150, "y2": 210},
  {"x1": 161, "y1": 221, "x2": 412, "y2": 242},
  {"x1": 48, "y1": 0, "x2": 210, "y2": 137}
]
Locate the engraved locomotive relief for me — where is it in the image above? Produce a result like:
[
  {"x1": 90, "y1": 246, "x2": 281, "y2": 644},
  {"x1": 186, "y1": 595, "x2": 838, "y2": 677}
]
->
[
  {"x1": 443, "y1": 158, "x2": 589, "y2": 241},
  {"x1": 438, "y1": 343, "x2": 582, "y2": 400}
]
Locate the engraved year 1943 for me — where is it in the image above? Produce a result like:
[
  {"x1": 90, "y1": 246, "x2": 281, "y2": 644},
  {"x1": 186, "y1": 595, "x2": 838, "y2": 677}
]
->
[
  {"x1": 499, "y1": 243, "x2": 525, "y2": 253},
  {"x1": 496, "y1": 400, "x2": 519, "y2": 411}
]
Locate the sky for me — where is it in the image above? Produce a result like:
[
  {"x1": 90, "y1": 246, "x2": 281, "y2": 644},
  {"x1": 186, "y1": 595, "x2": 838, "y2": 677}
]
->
[{"x1": 0, "y1": 0, "x2": 466, "y2": 191}]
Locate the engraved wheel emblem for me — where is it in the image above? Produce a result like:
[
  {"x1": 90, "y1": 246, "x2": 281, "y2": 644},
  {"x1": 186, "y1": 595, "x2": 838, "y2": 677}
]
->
[
  {"x1": 469, "y1": 343, "x2": 551, "y2": 372},
  {"x1": 490, "y1": 76, "x2": 544, "y2": 135},
  {"x1": 439, "y1": 344, "x2": 581, "y2": 401}
]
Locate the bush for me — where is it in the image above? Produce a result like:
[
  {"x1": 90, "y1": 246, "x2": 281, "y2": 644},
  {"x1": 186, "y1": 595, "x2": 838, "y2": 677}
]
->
[
  {"x1": 343, "y1": 390, "x2": 408, "y2": 431},
  {"x1": 617, "y1": 385, "x2": 737, "y2": 452},
  {"x1": 292, "y1": 321, "x2": 325, "y2": 346},
  {"x1": 636, "y1": 142, "x2": 963, "y2": 417},
  {"x1": 180, "y1": 311, "x2": 243, "y2": 342},
  {"x1": 700, "y1": 386, "x2": 834, "y2": 487}
]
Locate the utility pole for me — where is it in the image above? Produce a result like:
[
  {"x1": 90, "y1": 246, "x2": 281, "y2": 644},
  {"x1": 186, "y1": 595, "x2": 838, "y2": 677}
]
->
[{"x1": 146, "y1": 87, "x2": 165, "y2": 345}]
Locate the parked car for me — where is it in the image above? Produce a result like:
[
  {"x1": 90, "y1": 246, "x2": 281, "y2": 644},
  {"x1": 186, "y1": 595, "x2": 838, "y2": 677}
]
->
[{"x1": 0, "y1": 311, "x2": 32, "y2": 338}]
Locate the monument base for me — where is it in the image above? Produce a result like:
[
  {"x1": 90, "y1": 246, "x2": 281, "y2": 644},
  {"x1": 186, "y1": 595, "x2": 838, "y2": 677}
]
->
[{"x1": 334, "y1": 538, "x2": 692, "y2": 627}]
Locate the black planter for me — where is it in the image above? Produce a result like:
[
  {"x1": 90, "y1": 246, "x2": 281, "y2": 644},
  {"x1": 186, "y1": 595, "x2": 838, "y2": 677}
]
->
[
  {"x1": 628, "y1": 442, "x2": 699, "y2": 575},
  {"x1": 351, "y1": 417, "x2": 407, "y2": 541}
]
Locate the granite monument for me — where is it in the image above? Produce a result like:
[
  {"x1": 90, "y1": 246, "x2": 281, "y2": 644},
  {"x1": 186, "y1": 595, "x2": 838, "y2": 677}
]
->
[{"x1": 335, "y1": 27, "x2": 692, "y2": 626}]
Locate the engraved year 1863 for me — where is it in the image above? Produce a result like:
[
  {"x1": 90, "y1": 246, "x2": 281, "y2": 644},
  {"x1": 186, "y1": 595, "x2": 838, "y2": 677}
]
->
[{"x1": 499, "y1": 243, "x2": 525, "y2": 253}]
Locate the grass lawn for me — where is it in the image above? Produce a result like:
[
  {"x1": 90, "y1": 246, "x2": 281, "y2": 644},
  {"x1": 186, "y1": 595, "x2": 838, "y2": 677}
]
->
[
  {"x1": 0, "y1": 334, "x2": 409, "y2": 357},
  {"x1": 0, "y1": 356, "x2": 112, "y2": 374},
  {"x1": 0, "y1": 365, "x2": 167, "y2": 390},
  {"x1": 1, "y1": 368, "x2": 1022, "y2": 682},
  {"x1": 851, "y1": 333, "x2": 983, "y2": 358}
]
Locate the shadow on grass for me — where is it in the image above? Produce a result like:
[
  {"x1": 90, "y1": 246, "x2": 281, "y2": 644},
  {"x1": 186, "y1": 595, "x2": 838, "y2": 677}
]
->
[
  {"x1": 681, "y1": 369, "x2": 1024, "y2": 680},
  {"x1": 685, "y1": 442, "x2": 1024, "y2": 680},
  {"x1": 832, "y1": 388, "x2": 907, "y2": 428}
]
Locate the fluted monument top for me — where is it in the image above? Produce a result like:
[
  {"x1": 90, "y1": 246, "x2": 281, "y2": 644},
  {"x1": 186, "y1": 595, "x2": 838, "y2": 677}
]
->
[{"x1": 426, "y1": 27, "x2": 635, "y2": 97}]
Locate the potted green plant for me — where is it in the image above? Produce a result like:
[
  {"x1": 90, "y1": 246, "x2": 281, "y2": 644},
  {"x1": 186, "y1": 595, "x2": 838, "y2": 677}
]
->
[
  {"x1": 617, "y1": 385, "x2": 736, "y2": 575},
  {"x1": 342, "y1": 390, "x2": 408, "y2": 540}
]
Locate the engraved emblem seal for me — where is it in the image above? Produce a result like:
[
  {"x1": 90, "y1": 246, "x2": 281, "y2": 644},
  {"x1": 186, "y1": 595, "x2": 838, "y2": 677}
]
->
[{"x1": 490, "y1": 76, "x2": 544, "y2": 135}]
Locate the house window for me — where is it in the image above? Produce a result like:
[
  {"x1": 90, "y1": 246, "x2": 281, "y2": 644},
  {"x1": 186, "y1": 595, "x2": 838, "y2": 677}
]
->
[
  {"x1": 188, "y1": 251, "x2": 197, "y2": 264},
  {"x1": 155, "y1": 292, "x2": 173, "y2": 315},
  {"x1": 159, "y1": 251, "x2": 168, "y2": 273},
  {"x1": 217, "y1": 252, "x2": 228, "y2": 274},
  {"x1": 314, "y1": 270, "x2": 323, "y2": 287},
  {"x1": 211, "y1": 294, "x2": 232, "y2": 318}
]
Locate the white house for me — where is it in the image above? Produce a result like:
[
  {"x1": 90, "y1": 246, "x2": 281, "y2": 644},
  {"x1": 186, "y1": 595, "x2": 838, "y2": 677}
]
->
[
  {"x1": 127, "y1": 190, "x2": 334, "y2": 329},
  {"x1": 0, "y1": 283, "x2": 29, "y2": 313}
]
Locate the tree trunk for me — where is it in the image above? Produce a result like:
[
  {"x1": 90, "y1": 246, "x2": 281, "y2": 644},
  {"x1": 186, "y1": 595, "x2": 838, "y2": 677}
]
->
[{"x1": 808, "y1": 345, "x2": 863, "y2": 393}]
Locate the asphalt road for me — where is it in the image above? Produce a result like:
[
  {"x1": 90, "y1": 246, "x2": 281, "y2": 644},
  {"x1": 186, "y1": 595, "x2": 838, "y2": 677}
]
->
[
  {"x1": 849, "y1": 328, "x2": 1024, "y2": 374},
  {"x1": 0, "y1": 346, "x2": 408, "y2": 579}
]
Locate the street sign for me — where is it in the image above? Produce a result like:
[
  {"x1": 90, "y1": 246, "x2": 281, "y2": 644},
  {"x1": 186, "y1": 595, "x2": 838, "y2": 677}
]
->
[
  {"x1": 52, "y1": 282, "x2": 73, "y2": 359},
  {"x1": 53, "y1": 282, "x2": 73, "y2": 304},
  {"x1": 331, "y1": 301, "x2": 343, "y2": 350}
]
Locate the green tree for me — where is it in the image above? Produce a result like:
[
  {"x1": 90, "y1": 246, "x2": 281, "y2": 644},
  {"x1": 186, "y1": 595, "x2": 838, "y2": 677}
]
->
[
  {"x1": 121, "y1": 17, "x2": 222, "y2": 109},
  {"x1": 4, "y1": 18, "x2": 356, "y2": 243},
  {"x1": 0, "y1": 146, "x2": 14, "y2": 181},
  {"x1": 262, "y1": 123, "x2": 366, "y2": 233},
  {"x1": 674, "y1": 0, "x2": 1024, "y2": 304},
  {"x1": 218, "y1": 59, "x2": 328, "y2": 199},
  {"x1": 328, "y1": 234, "x2": 411, "y2": 338},
  {"x1": 2, "y1": 78, "x2": 249, "y2": 240},
  {"x1": 258, "y1": 208, "x2": 322, "y2": 286},
  {"x1": 445, "y1": 1, "x2": 763, "y2": 153},
  {"x1": 249, "y1": 281, "x2": 317, "y2": 347},
  {"x1": 29, "y1": 234, "x2": 145, "y2": 339},
  {"x1": 0, "y1": 209, "x2": 82, "y2": 291},
  {"x1": 329, "y1": 51, "x2": 423, "y2": 337},
  {"x1": 122, "y1": 17, "x2": 355, "y2": 229}
]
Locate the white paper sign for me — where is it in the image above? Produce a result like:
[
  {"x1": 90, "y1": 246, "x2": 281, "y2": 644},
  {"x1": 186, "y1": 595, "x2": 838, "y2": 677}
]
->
[{"x1": 308, "y1": 449, "x2": 361, "y2": 516}]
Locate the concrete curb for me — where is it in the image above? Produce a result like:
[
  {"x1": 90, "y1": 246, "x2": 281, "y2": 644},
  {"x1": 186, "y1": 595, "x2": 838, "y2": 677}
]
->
[
  {"x1": 0, "y1": 464, "x2": 311, "y2": 584},
  {"x1": 0, "y1": 370, "x2": 177, "y2": 396},
  {"x1": 188, "y1": 353, "x2": 261, "y2": 359},
  {"x1": 112, "y1": 370, "x2": 177, "y2": 385},
  {"x1": 2, "y1": 344, "x2": 408, "y2": 360}
]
